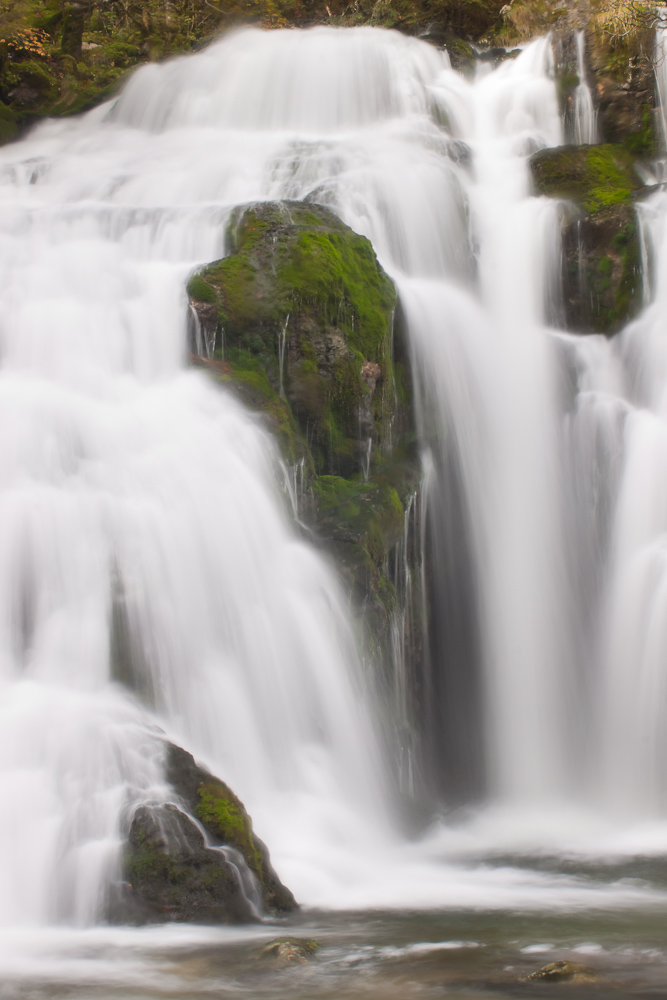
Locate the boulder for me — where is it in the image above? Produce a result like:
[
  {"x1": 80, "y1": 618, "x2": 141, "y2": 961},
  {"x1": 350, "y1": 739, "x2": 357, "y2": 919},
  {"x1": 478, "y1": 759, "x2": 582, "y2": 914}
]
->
[
  {"x1": 122, "y1": 802, "x2": 257, "y2": 924},
  {"x1": 119, "y1": 742, "x2": 297, "y2": 924},
  {"x1": 188, "y1": 201, "x2": 399, "y2": 478},
  {"x1": 531, "y1": 144, "x2": 644, "y2": 334},
  {"x1": 165, "y1": 742, "x2": 296, "y2": 914}
]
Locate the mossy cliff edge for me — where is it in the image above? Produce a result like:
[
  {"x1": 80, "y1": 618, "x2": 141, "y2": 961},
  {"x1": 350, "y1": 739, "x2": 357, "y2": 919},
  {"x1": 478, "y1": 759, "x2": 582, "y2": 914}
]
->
[
  {"x1": 119, "y1": 742, "x2": 296, "y2": 923},
  {"x1": 189, "y1": 201, "x2": 421, "y2": 671}
]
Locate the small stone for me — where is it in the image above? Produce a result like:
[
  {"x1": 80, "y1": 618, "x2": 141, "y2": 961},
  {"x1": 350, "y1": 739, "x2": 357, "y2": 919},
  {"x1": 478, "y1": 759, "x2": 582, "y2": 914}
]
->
[
  {"x1": 259, "y1": 937, "x2": 320, "y2": 967},
  {"x1": 526, "y1": 960, "x2": 598, "y2": 983}
]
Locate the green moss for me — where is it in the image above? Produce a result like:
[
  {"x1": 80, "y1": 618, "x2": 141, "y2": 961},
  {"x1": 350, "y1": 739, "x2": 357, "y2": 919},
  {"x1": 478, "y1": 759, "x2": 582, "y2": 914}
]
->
[
  {"x1": 195, "y1": 780, "x2": 263, "y2": 875},
  {"x1": 195, "y1": 202, "x2": 396, "y2": 476},
  {"x1": 531, "y1": 144, "x2": 641, "y2": 215},
  {"x1": 598, "y1": 255, "x2": 613, "y2": 278},
  {"x1": 187, "y1": 273, "x2": 217, "y2": 303},
  {"x1": 126, "y1": 828, "x2": 188, "y2": 887},
  {"x1": 624, "y1": 104, "x2": 657, "y2": 158}
]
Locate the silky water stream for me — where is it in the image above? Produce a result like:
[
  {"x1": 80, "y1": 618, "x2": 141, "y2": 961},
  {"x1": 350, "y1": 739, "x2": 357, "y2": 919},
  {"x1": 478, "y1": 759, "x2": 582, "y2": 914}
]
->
[{"x1": 0, "y1": 25, "x2": 666, "y2": 1000}]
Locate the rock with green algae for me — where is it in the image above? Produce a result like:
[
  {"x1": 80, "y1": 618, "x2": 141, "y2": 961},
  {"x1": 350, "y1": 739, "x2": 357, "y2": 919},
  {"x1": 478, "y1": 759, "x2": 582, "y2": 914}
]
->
[
  {"x1": 165, "y1": 742, "x2": 297, "y2": 914},
  {"x1": 530, "y1": 144, "x2": 644, "y2": 335},
  {"x1": 120, "y1": 802, "x2": 257, "y2": 924},
  {"x1": 117, "y1": 741, "x2": 297, "y2": 925},
  {"x1": 189, "y1": 200, "x2": 399, "y2": 478}
]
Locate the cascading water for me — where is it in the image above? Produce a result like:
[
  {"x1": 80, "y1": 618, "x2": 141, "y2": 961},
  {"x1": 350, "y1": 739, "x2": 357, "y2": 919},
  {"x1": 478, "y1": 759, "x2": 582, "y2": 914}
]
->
[{"x1": 1, "y1": 25, "x2": 667, "y2": 990}]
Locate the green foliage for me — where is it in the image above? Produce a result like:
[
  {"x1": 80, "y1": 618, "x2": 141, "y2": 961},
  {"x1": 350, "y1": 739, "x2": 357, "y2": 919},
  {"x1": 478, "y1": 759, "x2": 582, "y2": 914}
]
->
[{"x1": 187, "y1": 274, "x2": 217, "y2": 303}]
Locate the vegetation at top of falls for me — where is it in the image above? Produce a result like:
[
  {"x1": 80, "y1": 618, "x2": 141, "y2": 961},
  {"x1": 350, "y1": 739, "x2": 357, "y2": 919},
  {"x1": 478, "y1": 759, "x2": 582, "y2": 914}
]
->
[
  {"x1": 530, "y1": 144, "x2": 643, "y2": 214},
  {"x1": 0, "y1": 0, "x2": 515, "y2": 140}
]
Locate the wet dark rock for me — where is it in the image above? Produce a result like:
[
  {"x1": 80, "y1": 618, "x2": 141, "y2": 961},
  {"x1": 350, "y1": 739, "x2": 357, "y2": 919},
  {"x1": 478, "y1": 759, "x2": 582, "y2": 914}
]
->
[
  {"x1": 122, "y1": 803, "x2": 256, "y2": 924},
  {"x1": 117, "y1": 742, "x2": 297, "y2": 925}
]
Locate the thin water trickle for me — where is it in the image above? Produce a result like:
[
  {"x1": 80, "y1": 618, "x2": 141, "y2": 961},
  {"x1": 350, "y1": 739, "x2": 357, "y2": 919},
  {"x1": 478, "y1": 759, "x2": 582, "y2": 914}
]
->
[{"x1": 573, "y1": 31, "x2": 598, "y2": 145}]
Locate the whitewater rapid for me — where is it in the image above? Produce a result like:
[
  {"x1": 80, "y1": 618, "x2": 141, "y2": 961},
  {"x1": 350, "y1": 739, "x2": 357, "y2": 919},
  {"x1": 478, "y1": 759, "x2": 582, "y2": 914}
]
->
[{"x1": 0, "y1": 24, "x2": 667, "y2": 943}]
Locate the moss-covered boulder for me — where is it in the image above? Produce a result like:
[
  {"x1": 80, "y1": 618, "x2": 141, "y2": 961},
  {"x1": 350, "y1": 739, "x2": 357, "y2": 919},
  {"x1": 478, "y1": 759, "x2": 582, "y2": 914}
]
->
[
  {"x1": 165, "y1": 742, "x2": 297, "y2": 914},
  {"x1": 531, "y1": 144, "x2": 644, "y2": 334},
  {"x1": 189, "y1": 201, "x2": 398, "y2": 478},
  {"x1": 119, "y1": 742, "x2": 296, "y2": 924}
]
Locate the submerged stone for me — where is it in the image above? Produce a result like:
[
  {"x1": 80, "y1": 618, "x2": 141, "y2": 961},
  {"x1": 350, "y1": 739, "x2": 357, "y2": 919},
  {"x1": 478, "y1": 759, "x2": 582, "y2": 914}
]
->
[
  {"x1": 259, "y1": 937, "x2": 320, "y2": 966},
  {"x1": 526, "y1": 960, "x2": 598, "y2": 983}
]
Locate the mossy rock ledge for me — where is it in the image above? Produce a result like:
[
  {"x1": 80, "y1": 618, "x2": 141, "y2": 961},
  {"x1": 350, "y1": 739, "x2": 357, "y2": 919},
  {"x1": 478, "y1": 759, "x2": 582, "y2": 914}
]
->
[
  {"x1": 531, "y1": 144, "x2": 645, "y2": 335},
  {"x1": 119, "y1": 742, "x2": 296, "y2": 924},
  {"x1": 189, "y1": 200, "x2": 421, "y2": 682}
]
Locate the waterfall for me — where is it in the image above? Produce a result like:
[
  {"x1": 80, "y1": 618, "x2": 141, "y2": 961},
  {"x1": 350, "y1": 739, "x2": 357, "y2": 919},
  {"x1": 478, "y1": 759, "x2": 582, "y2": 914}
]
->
[
  {"x1": 655, "y1": 22, "x2": 667, "y2": 147},
  {"x1": 1, "y1": 23, "x2": 667, "y2": 941},
  {"x1": 573, "y1": 31, "x2": 598, "y2": 145}
]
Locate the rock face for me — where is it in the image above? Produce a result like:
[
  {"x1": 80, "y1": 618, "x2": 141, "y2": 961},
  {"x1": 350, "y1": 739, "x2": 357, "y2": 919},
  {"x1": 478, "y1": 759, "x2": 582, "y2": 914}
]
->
[
  {"x1": 586, "y1": 23, "x2": 657, "y2": 156},
  {"x1": 531, "y1": 144, "x2": 644, "y2": 334},
  {"x1": 120, "y1": 742, "x2": 296, "y2": 924}
]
